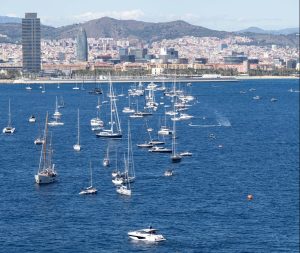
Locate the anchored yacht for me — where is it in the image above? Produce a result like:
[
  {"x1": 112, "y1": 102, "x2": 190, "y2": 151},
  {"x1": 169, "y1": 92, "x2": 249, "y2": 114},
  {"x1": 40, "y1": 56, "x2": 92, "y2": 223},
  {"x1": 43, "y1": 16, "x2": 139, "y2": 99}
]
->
[{"x1": 128, "y1": 227, "x2": 166, "y2": 242}]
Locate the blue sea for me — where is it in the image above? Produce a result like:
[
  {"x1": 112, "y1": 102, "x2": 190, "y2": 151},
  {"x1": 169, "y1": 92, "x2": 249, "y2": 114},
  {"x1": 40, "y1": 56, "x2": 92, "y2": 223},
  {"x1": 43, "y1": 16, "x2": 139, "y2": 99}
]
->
[{"x1": 0, "y1": 79, "x2": 299, "y2": 252}]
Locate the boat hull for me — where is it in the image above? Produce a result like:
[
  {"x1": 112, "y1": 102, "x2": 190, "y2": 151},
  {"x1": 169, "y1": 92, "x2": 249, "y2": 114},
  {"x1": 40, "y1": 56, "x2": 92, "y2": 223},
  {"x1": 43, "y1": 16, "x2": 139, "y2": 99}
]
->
[{"x1": 35, "y1": 173, "x2": 56, "y2": 184}]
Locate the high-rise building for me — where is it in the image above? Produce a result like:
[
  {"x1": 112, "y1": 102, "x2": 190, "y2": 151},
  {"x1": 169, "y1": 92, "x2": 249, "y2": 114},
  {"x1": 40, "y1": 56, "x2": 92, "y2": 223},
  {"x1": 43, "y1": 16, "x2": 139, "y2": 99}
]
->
[
  {"x1": 22, "y1": 13, "x2": 41, "y2": 73},
  {"x1": 76, "y1": 28, "x2": 88, "y2": 61}
]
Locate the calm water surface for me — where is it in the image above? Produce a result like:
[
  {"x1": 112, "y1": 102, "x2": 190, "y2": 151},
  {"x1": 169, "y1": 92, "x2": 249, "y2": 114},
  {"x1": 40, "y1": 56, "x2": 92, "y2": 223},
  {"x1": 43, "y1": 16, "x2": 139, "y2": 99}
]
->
[{"x1": 0, "y1": 79, "x2": 299, "y2": 252}]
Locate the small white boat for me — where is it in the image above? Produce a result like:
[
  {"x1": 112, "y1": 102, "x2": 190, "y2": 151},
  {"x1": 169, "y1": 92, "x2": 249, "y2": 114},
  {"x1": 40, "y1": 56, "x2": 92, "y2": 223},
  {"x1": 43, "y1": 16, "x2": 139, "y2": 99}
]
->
[
  {"x1": 79, "y1": 185, "x2": 97, "y2": 195},
  {"x1": 29, "y1": 115, "x2": 36, "y2": 123},
  {"x1": 79, "y1": 162, "x2": 97, "y2": 195},
  {"x1": 112, "y1": 170, "x2": 121, "y2": 178},
  {"x1": 149, "y1": 146, "x2": 172, "y2": 153},
  {"x1": 158, "y1": 127, "x2": 173, "y2": 136},
  {"x1": 253, "y1": 95, "x2": 261, "y2": 100},
  {"x1": 25, "y1": 85, "x2": 32, "y2": 90},
  {"x1": 270, "y1": 98, "x2": 278, "y2": 102},
  {"x1": 122, "y1": 107, "x2": 135, "y2": 113},
  {"x1": 48, "y1": 118, "x2": 64, "y2": 126},
  {"x1": 34, "y1": 137, "x2": 44, "y2": 145},
  {"x1": 103, "y1": 158, "x2": 110, "y2": 167},
  {"x1": 116, "y1": 185, "x2": 131, "y2": 196},
  {"x1": 128, "y1": 227, "x2": 166, "y2": 242},
  {"x1": 164, "y1": 169, "x2": 173, "y2": 177},
  {"x1": 137, "y1": 142, "x2": 153, "y2": 148},
  {"x1": 180, "y1": 151, "x2": 192, "y2": 156},
  {"x1": 90, "y1": 118, "x2": 104, "y2": 128},
  {"x1": 73, "y1": 83, "x2": 79, "y2": 90}
]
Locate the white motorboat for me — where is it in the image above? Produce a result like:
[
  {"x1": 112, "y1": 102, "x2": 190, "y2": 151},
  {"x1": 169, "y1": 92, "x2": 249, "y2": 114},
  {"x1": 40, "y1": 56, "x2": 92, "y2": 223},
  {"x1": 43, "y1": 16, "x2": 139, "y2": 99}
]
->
[
  {"x1": 253, "y1": 95, "x2": 261, "y2": 100},
  {"x1": 180, "y1": 151, "x2": 192, "y2": 156},
  {"x1": 164, "y1": 169, "x2": 173, "y2": 177},
  {"x1": 73, "y1": 83, "x2": 79, "y2": 90},
  {"x1": 35, "y1": 113, "x2": 57, "y2": 184},
  {"x1": 3, "y1": 99, "x2": 15, "y2": 134},
  {"x1": 34, "y1": 137, "x2": 44, "y2": 145},
  {"x1": 158, "y1": 127, "x2": 173, "y2": 136},
  {"x1": 29, "y1": 115, "x2": 36, "y2": 123},
  {"x1": 149, "y1": 146, "x2": 172, "y2": 153},
  {"x1": 90, "y1": 118, "x2": 104, "y2": 128},
  {"x1": 270, "y1": 98, "x2": 278, "y2": 102},
  {"x1": 148, "y1": 140, "x2": 165, "y2": 145},
  {"x1": 137, "y1": 142, "x2": 153, "y2": 148},
  {"x1": 79, "y1": 162, "x2": 97, "y2": 195},
  {"x1": 25, "y1": 85, "x2": 32, "y2": 90},
  {"x1": 178, "y1": 113, "x2": 194, "y2": 120},
  {"x1": 73, "y1": 108, "x2": 81, "y2": 151},
  {"x1": 122, "y1": 107, "x2": 135, "y2": 113},
  {"x1": 128, "y1": 227, "x2": 166, "y2": 242}
]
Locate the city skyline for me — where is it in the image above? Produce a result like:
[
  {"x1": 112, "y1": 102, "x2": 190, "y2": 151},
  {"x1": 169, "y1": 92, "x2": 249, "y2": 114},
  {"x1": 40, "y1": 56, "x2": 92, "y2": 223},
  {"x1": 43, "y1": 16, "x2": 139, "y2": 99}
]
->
[{"x1": 1, "y1": 0, "x2": 299, "y2": 31}]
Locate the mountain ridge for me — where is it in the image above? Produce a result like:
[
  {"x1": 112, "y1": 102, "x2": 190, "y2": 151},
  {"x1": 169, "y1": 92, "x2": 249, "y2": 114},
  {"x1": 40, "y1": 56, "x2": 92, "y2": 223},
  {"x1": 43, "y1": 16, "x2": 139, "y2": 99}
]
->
[{"x1": 0, "y1": 16, "x2": 298, "y2": 47}]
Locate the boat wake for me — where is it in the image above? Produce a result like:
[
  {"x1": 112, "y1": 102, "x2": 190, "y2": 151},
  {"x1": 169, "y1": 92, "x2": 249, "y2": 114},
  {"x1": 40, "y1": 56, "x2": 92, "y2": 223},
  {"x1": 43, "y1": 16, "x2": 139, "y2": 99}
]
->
[
  {"x1": 188, "y1": 123, "x2": 221, "y2": 127},
  {"x1": 215, "y1": 111, "x2": 231, "y2": 127}
]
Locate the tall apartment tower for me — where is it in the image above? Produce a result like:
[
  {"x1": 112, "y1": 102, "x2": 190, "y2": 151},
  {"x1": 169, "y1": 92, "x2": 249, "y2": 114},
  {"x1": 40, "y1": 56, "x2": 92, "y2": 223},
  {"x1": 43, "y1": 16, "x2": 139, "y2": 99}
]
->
[
  {"x1": 22, "y1": 13, "x2": 41, "y2": 73},
  {"x1": 76, "y1": 27, "x2": 88, "y2": 61}
]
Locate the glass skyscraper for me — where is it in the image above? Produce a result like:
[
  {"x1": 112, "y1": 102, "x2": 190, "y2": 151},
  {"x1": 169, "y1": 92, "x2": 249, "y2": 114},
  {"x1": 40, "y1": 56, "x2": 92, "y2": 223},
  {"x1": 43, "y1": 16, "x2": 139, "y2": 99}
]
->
[
  {"x1": 22, "y1": 13, "x2": 41, "y2": 73},
  {"x1": 76, "y1": 28, "x2": 88, "y2": 62}
]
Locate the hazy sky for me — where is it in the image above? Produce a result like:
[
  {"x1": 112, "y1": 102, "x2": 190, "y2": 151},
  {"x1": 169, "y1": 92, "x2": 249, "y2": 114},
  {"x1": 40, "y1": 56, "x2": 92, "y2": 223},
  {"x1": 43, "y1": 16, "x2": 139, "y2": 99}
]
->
[{"x1": 1, "y1": 0, "x2": 299, "y2": 30}]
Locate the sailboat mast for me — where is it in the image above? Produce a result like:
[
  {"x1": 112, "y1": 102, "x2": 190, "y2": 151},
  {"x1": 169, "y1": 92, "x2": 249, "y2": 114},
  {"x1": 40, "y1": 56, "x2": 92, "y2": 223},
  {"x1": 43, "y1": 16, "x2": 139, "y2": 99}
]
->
[
  {"x1": 90, "y1": 161, "x2": 93, "y2": 187},
  {"x1": 43, "y1": 113, "x2": 49, "y2": 168},
  {"x1": 77, "y1": 108, "x2": 80, "y2": 145},
  {"x1": 8, "y1": 98, "x2": 11, "y2": 127},
  {"x1": 109, "y1": 76, "x2": 113, "y2": 132}
]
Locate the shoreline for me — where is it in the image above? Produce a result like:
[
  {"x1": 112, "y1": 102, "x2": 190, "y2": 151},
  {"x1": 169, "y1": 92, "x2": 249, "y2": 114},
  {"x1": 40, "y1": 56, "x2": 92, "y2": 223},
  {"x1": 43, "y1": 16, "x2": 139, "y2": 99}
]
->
[{"x1": 0, "y1": 75, "x2": 298, "y2": 84}]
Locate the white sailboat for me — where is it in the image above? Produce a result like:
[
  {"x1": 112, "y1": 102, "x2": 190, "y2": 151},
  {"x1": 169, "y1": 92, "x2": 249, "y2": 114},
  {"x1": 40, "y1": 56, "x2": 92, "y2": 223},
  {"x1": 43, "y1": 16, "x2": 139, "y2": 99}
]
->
[
  {"x1": 91, "y1": 98, "x2": 104, "y2": 130},
  {"x1": 73, "y1": 82, "x2": 79, "y2": 90},
  {"x1": 53, "y1": 96, "x2": 62, "y2": 118},
  {"x1": 35, "y1": 112, "x2": 57, "y2": 184},
  {"x1": 97, "y1": 75, "x2": 122, "y2": 138},
  {"x1": 116, "y1": 155, "x2": 131, "y2": 196},
  {"x1": 3, "y1": 99, "x2": 15, "y2": 134},
  {"x1": 79, "y1": 162, "x2": 97, "y2": 195},
  {"x1": 58, "y1": 96, "x2": 64, "y2": 108},
  {"x1": 41, "y1": 84, "x2": 46, "y2": 93},
  {"x1": 34, "y1": 117, "x2": 45, "y2": 145},
  {"x1": 103, "y1": 145, "x2": 110, "y2": 167},
  {"x1": 73, "y1": 108, "x2": 81, "y2": 151},
  {"x1": 115, "y1": 122, "x2": 134, "y2": 195},
  {"x1": 171, "y1": 108, "x2": 181, "y2": 163},
  {"x1": 122, "y1": 94, "x2": 135, "y2": 113}
]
